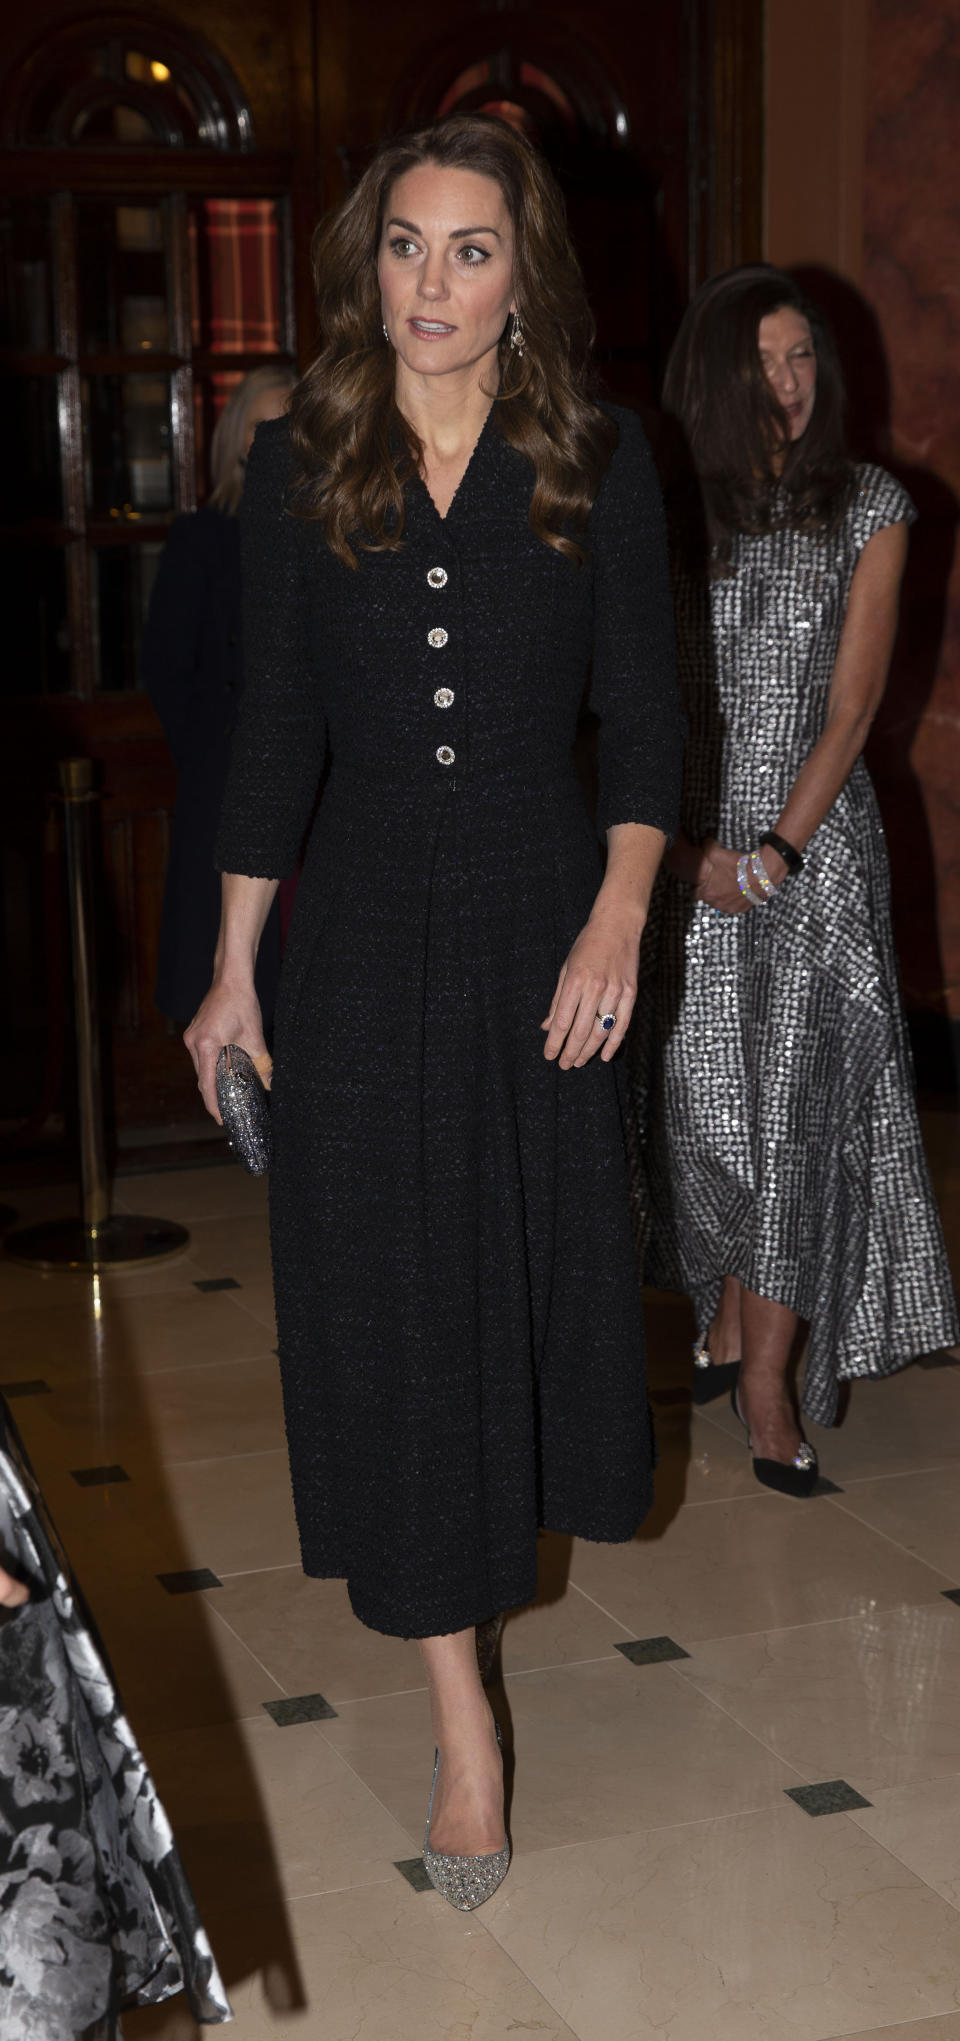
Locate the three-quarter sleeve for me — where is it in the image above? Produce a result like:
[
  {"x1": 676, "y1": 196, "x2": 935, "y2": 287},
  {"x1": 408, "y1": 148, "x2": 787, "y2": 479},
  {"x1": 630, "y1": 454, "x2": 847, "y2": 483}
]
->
[
  {"x1": 214, "y1": 418, "x2": 327, "y2": 879},
  {"x1": 589, "y1": 407, "x2": 684, "y2": 839}
]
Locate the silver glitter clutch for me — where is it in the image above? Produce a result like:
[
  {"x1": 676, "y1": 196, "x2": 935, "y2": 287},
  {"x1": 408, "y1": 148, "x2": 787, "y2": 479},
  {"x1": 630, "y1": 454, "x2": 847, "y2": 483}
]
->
[{"x1": 215, "y1": 1045, "x2": 272, "y2": 1175}]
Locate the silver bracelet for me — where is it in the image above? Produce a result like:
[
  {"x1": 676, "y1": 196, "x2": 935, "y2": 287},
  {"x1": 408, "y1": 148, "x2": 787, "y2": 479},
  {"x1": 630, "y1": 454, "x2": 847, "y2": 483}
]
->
[
  {"x1": 736, "y1": 852, "x2": 767, "y2": 908},
  {"x1": 749, "y1": 849, "x2": 775, "y2": 900}
]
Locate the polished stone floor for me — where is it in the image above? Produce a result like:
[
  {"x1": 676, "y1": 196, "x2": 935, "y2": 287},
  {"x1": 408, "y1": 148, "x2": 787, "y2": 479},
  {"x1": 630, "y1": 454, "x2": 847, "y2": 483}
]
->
[{"x1": 2, "y1": 1109, "x2": 959, "y2": 2041}]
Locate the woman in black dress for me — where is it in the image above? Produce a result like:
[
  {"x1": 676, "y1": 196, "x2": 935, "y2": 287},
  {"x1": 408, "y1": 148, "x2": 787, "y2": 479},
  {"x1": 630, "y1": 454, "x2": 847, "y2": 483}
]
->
[
  {"x1": 186, "y1": 114, "x2": 682, "y2": 1908},
  {"x1": 143, "y1": 365, "x2": 294, "y2": 1024}
]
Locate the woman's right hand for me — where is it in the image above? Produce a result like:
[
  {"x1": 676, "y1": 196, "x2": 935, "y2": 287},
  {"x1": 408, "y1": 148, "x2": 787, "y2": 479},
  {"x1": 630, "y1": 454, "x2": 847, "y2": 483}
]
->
[
  {"x1": 184, "y1": 980, "x2": 268, "y2": 1124},
  {"x1": 692, "y1": 839, "x2": 753, "y2": 914}
]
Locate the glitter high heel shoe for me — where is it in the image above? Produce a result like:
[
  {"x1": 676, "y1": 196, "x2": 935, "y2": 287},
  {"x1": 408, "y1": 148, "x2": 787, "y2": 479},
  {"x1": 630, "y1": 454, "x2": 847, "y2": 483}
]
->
[
  {"x1": 731, "y1": 1386, "x2": 818, "y2": 1497},
  {"x1": 422, "y1": 1723, "x2": 510, "y2": 1911},
  {"x1": 690, "y1": 1335, "x2": 741, "y2": 1406}
]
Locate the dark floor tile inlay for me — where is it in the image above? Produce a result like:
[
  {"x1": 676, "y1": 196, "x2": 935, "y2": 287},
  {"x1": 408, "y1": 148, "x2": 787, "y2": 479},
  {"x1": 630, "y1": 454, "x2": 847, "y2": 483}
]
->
[
  {"x1": 941, "y1": 1588, "x2": 960, "y2": 1609},
  {"x1": 616, "y1": 1636, "x2": 690, "y2": 1666},
  {"x1": 71, "y1": 1464, "x2": 130, "y2": 1487},
  {"x1": 1, "y1": 1379, "x2": 52, "y2": 1397},
  {"x1": 157, "y1": 1567, "x2": 223, "y2": 1594},
  {"x1": 394, "y1": 1857, "x2": 432, "y2": 1893},
  {"x1": 785, "y1": 1780, "x2": 872, "y2": 1816},
  {"x1": 193, "y1": 1276, "x2": 241, "y2": 1292},
  {"x1": 262, "y1": 1692, "x2": 338, "y2": 1726}
]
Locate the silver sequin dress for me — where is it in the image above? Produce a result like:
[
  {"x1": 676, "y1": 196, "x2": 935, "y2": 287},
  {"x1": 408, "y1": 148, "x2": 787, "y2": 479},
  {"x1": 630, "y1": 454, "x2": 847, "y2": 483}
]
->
[{"x1": 631, "y1": 464, "x2": 959, "y2": 1424}]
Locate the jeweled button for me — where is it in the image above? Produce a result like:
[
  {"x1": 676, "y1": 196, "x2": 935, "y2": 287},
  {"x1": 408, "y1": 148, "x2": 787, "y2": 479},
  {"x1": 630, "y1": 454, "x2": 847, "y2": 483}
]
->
[
  {"x1": 427, "y1": 627, "x2": 448, "y2": 649},
  {"x1": 436, "y1": 745, "x2": 455, "y2": 766},
  {"x1": 427, "y1": 566, "x2": 448, "y2": 589},
  {"x1": 434, "y1": 687, "x2": 454, "y2": 709}
]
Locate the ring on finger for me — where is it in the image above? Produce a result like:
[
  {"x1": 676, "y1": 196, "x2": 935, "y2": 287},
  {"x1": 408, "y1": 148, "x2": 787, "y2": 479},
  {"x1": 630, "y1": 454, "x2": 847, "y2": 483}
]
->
[{"x1": 597, "y1": 1011, "x2": 618, "y2": 1033}]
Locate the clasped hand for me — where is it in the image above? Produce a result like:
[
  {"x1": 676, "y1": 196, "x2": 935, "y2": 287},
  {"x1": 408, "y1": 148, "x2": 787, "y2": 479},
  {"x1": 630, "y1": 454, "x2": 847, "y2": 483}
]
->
[
  {"x1": 542, "y1": 903, "x2": 643, "y2": 1069},
  {"x1": 666, "y1": 833, "x2": 762, "y2": 915},
  {"x1": 692, "y1": 839, "x2": 753, "y2": 915}
]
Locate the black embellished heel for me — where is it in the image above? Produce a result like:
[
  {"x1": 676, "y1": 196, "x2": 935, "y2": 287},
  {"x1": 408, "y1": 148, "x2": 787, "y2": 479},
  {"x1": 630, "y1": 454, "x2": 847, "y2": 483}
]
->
[
  {"x1": 730, "y1": 1386, "x2": 818, "y2": 1498},
  {"x1": 690, "y1": 1336, "x2": 741, "y2": 1406}
]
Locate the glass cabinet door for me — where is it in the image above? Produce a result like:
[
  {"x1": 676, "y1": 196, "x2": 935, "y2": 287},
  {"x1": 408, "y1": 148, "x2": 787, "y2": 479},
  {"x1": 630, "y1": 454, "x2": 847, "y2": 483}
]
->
[
  {"x1": 0, "y1": 198, "x2": 55, "y2": 351},
  {"x1": 77, "y1": 200, "x2": 171, "y2": 356},
  {"x1": 4, "y1": 179, "x2": 292, "y2": 699},
  {"x1": 3, "y1": 372, "x2": 63, "y2": 520},
  {"x1": 82, "y1": 372, "x2": 174, "y2": 518},
  {"x1": 2, "y1": 545, "x2": 71, "y2": 694}
]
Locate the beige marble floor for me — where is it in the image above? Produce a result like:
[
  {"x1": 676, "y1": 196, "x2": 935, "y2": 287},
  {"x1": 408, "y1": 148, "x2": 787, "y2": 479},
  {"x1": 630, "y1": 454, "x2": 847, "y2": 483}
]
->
[{"x1": 1, "y1": 1109, "x2": 958, "y2": 2041}]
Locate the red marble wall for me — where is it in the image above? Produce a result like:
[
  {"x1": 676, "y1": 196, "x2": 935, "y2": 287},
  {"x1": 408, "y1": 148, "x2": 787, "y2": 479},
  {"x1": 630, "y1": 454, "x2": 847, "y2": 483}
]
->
[{"x1": 861, "y1": 0, "x2": 960, "y2": 1056}]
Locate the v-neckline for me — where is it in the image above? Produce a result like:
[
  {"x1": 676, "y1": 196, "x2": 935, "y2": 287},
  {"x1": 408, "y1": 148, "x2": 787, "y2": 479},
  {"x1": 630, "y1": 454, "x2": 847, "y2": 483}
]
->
[{"x1": 417, "y1": 404, "x2": 496, "y2": 525}]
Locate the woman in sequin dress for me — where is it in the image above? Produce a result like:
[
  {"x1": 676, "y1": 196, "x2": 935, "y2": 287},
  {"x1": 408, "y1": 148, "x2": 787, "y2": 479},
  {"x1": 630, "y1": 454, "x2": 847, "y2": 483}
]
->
[{"x1": 631, "y1": 265, "x2": 958, "y2": 1495}]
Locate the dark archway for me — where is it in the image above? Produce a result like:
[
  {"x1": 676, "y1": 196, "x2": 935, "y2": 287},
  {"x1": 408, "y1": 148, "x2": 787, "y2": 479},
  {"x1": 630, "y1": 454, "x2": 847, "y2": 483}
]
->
[{"x1": 2, "y1": 12, "x2": 254, "y2": 150}]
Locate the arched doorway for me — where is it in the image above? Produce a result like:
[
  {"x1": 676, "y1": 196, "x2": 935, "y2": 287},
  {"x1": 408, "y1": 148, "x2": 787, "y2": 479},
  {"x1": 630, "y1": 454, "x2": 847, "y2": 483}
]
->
[{"x1": 381, "y1": 2, "x2": 761, "y2": 406}]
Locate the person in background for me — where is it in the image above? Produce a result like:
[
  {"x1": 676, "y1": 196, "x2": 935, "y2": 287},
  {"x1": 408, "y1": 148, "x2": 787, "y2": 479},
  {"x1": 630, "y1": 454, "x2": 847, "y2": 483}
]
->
[
  {"x1": 0, "y1": 1395, "x2": 230, "y2": 2038},
  {"x1": 142, "y1": 363, "x2": 296, "y2": 1028},
  {"x1": 631, "y1": 265, "x2": 958, "y2": 1498}
]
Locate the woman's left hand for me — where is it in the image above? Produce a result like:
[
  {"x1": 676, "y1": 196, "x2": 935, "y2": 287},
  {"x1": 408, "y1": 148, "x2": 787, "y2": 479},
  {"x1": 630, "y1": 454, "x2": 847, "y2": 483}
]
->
[
  {"x1": 542, "y1": 903, "x2": 643, "y2": 1069},
  {"x1": 693, "y1": 838, "x2": 753, "y2": 915}
]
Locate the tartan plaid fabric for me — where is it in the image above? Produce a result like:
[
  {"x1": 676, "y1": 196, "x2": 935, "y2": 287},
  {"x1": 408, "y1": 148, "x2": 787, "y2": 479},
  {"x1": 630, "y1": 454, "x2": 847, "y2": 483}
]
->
[{"x1": 190, "y1": 198, "x2": 280, "y2": 353}]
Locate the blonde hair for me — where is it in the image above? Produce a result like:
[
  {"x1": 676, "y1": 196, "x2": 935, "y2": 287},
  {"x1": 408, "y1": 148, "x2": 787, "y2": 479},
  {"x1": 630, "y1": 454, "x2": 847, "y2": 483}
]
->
[{"x1": 208, "y1": 364, "x2": 297, "y2": 514}]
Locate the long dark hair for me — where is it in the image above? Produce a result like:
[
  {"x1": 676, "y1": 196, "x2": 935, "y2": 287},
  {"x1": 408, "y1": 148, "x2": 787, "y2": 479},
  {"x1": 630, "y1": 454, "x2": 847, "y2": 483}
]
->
[
  {"x1": 662, "y1": 264, "x2": 853, "y2": 574},
  {"x1": 288, "y1": 113, "x2": 617, "y2": 568}
]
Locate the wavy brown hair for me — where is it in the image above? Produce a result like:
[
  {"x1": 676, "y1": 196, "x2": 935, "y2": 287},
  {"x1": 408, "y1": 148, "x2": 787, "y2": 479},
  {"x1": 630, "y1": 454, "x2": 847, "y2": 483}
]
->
[
  {"x1": 288, "y1": 113, "x2": 617, "y2": 567},
  {"x1": 662, "y1": 264, "x2": 854, "y2": 575}
]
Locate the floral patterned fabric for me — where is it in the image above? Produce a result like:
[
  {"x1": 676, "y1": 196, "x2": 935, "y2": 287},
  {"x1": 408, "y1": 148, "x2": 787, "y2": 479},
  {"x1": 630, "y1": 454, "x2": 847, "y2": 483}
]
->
[{"x1": 0, "y1": 1399, "x2": 231, "y2": 2037}]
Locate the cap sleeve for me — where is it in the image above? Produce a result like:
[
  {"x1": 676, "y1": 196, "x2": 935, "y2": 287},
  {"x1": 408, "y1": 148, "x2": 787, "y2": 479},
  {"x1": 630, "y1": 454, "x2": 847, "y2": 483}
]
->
[{"x1": 850, "y1": 464, "x2": 917, "y2": 555}]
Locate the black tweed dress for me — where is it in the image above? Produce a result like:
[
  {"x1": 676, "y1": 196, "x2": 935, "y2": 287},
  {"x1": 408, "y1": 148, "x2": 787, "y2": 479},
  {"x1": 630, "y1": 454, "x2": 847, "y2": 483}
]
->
[{"x1": 215, "y1": 403, "x2": 682, "y2": 1638}]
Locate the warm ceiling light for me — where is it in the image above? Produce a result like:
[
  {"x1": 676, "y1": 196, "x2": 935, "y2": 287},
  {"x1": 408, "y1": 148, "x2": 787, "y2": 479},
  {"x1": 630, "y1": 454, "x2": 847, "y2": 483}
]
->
[{"x1": 150, "y1": 61, "x2": 170, "y2": 82}]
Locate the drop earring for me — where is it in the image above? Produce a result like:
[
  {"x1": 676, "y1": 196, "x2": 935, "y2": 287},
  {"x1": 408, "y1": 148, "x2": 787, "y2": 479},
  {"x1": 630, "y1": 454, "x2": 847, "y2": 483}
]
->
[
  {"x1": 509, "y1": 310, "x2": 525, "y2": 357},
  {"x1": 382, "y1": 321, "x2": 389, "y2": 342}
]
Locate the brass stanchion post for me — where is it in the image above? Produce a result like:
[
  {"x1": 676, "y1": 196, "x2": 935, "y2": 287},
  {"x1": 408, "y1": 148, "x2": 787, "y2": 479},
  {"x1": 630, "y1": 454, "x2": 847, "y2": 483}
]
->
[{"x1": 5, "y1": 760, "x2": 190, "y2": 1271}]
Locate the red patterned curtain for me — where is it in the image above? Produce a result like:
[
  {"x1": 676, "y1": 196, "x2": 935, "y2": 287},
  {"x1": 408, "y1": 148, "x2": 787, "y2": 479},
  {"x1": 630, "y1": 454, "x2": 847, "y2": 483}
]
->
[{"x1": 190, "y1": 198, "x2": 281, "y2": 354}]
